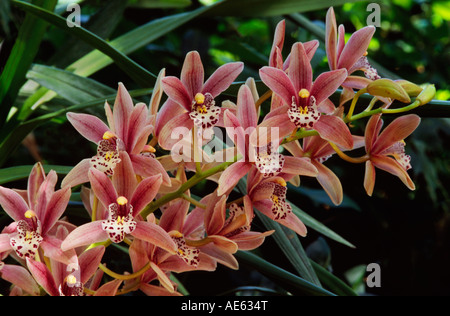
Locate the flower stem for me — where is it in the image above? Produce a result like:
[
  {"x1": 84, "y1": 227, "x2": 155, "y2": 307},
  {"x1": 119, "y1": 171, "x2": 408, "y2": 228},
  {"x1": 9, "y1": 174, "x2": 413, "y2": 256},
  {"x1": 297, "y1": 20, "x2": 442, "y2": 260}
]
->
[
  {"x1": 328, "y1": 142, "x2": 369, "y2": 164},
  {"x1": 140, "y1": 155, "x2": 241, "y2": 218},
  {"x1": 255, "y1": 89, "x2": 273, "y2": 111},
  {"x1": 98, "y1": 261, "x2": 152, "y2": 281},
  {"x1": 345, "y1": 88, "x2": 367, "y2": 121},
  {"x1": 181, "y1": 193, "x2": 206, "y2": 209}
]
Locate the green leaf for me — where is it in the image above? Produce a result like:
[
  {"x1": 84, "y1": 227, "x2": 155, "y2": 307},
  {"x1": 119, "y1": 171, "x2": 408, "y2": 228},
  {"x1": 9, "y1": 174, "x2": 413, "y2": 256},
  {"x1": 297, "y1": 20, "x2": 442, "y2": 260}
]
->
[
  {"x1": 289, "y1": 202, "x2": 356, "y2": 249},
  {"x1": 207, "y1": 0, "x2": 367, "y2": 17},
  {"x1": 0, "y1": 164, "x2": 73, "y2": 185},
  {"x1": 235, "y1": 250, "x2": 336, "y2": 296},
  {"x1": 11, "y1": 0, "x2": 157, "y2": 87},
  {"x1": 27, "y1": 64, "x2": 116, "y2": 104},
  {"x1": 309, "y1": 260, "x2": 358, "y2": 296},
  {"x1": 0, "y1": 0, "x2": 58, "y2": 126},
  {"x1": 128, "y1": 0, "x2": 192, "y2": 9},
  {"x1": 258, "y1": 212, "x2": 321, "y2": 286}
]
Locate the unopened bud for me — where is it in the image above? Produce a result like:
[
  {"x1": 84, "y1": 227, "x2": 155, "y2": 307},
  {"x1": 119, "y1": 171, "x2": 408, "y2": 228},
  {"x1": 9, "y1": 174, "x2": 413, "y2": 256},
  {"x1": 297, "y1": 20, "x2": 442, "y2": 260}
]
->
[
  {"x1": 367, "y1": 79, "x2": 411, "y2": 103},
  {"x1": 395, "y1": 80, "x2": 423, "y2": 97},
  {"x1": 416, "y1": 84, "x2": 436, "y2": 106}
]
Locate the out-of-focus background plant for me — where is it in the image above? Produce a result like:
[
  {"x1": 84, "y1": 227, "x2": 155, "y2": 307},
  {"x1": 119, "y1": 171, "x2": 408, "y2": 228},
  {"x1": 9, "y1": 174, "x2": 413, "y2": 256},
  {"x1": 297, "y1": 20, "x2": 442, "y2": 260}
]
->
[{"x1": 0, "y1": 0, "x2": 448, "y2": 295}]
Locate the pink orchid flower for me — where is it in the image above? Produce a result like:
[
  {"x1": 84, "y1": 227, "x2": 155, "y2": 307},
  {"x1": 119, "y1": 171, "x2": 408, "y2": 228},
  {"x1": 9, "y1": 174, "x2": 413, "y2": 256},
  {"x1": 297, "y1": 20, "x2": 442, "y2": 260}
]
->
[
  {"x1": 26, "y1": 228, "x2": 106, "y2": 296},
  {"x1": 218, "y1": 84, "x2": 318, "y2": 195},
  {"x1": 364, "y1": 114, "x2": 420, "y2": 196},
  {"x1": 0, "y1": 257, "x2": 40, "y2": 296},
  {"x1": 247, "y1": 167, "x2": 307, "y2": 237},
  {"x1": 256, "y1": 42, "x2": 353, "y2": 150},
  {"x1": 159, "y1": 50, "x2": 244, "y2": 150},
  {"x1": 61, "y1": 152, "x2": 177, "y2": 254},
  {"x1": 325, "y1": 7, "x2": 380, "y2": 104},
  {"x1": 127, "y1": 210, "x2": 216, "y2": 295},
  {"x1": 62, "y1": 83, "x2": 170, "y2": 188},
  {"x1": 0, "y1": 163, "x2": 73, "y2": 264},
  {"x1": 268, "y1": 20, "x2": 319, "y2": 110}
]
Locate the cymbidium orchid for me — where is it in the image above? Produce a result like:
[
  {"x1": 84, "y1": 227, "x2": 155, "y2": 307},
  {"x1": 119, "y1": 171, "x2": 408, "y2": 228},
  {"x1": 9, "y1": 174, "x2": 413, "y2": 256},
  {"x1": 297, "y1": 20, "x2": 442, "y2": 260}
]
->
[
  {"x1": 0, "y1": 163, "x2": 73, "y2": 264},
  {"x1": 218, "y1": 84, "x2": 318, "y2": 195},
  {"x1": 247, "y1": 167, "x2": 308, "y2": 237},
  {"x1": 325, "y1": 7, "x2": 380, "y2": 89},
  {"x1": 62, "y1": 83, "x2": 170, "y2": 188},
  {"x1": 159, "y1": 51, "x2": 244, "y2": 150},
  {"x1": 256, "y1": 42, "x2": 353, "y2": 150},
  {"x1": 26, "y1": 227, "x2": 106, "y2": 296},
  {"x1": 363, "y1": 114, "x2": 420, "y2": 196},
  {"x1": 61, "y1": 152, "x2": 177, "y2": 254},
  {"x1": 0, "y1": 6, "x2": 435, "y2": 296}
]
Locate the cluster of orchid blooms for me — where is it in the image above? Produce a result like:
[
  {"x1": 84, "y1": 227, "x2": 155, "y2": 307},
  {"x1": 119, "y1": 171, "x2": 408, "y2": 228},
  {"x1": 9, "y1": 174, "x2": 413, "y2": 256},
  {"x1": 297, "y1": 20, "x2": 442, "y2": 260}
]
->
[{"x1": 0, "y1": 7, "x2": 435, "y2": 296}]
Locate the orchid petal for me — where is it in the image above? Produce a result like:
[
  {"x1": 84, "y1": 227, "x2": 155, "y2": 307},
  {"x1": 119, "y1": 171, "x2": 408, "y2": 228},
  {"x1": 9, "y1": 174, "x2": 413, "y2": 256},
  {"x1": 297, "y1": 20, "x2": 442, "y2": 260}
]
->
[
  {"x1": 130, "y1": 174, "x2": 162, "y2": 216},
  {"x1": 314, "y1": 115, "x2": 353, "y2": 150},
  {"x1": 79, "y1": 246, "x2": 105, "y2": 284},
  {"x1": 126, "y1": 102, "x2": 150, "y2": 153},
  {"x1": 41, "y1": 236, "x2": 77, "y2": 266},
  {"x1": 66, "y1": 112, "x2": 110, "y2": 144},
  {"x1": 159, "y1": 199, "x2": 190, "y2": 233},
  {"x1": 249, "y1": 113, "x2": 295, "y2": 147},
  {"x1": 259, "y1": 66, "x2": 297, "y2": 105},
  {"x1": 364, "y1": 160, "x2": 376, "y2": 196},
  {"x1": 113, "y1": 83, "x2": 134, "y2": 143},
  {"x1": 202, "y1": 62, "x2": 244, "y2": 98},
  {"x1": 311, "y1": 69, "x2": 347, "y2": 105},
  {"x1": 150, "y1": 261, "x2": 174, "y2": 293},
  {"x1": 162, "y1": 76, "x2": 192, "y2": 111},
  {"x1": 41, "y1": 186, "x2": 71, "y2": 235},
  {"x1": 155, "y1": 99, "x2": 187, "y2": 137},
  {"x1": 94, "y1": 278, "x2": 122, "y2": 296},
  {"x1": 181, "y1": 51, "x2": 204, "y2": 98},
  {"x1": 364, "y1": 114, "x2": 383, "y2": 153},
  {"x1": 61, "y1": 158, "x2": 91, "y2": 188},
  {"x1": 371, "y1": 155, "x2": 415, "y2": 190},
  {"x1": 237, "y1": 85, "x2": 258, "y2": 129},
  {"x1": 337, "y1": 26, "x2": 376, "y2": 70},
  {"x1": 233, "y1": 230, "x2": 274, "y2": 251},
  {"x1": 282, "y1": 156, "x2": 318, "y2": 177},
  {"x1": 342, "y1": 75, "x2": 373, "y2": 90},
  {"x1": 0, "y1": 187, "x2": 29, "y2": 221},
  {"x1": 88, "y1": 168, "x2": 118, "y2": 208},
  {"x1": 200, "y1": 243, "x2": 239, "y2": 270},
  {"x1": 133, "y1": 221, "x2": 177, "y2": 254},
  {"x1": 129, "y1": 154, "x2": 171, "y2": 186},
  {"x1": 140, "y1": 283, "x2": 182, "y2": 296},
  {"x1": 205, "y1": 194, "x2": 227, "y2": 235},
  {"x1": 112, "y1": 151, "x2": 138, "y2": 199},
  {"x1": 326, "y1": 7, "x2": 338, "y2": 70},
  {"x1": 27, "y1": 162, "x2": 45, "y2": 209},
  {"x1": 269, "y1": 20, "x2": 285, "y2": 68},
  {"x1": 372, "y1": 114, "x2": 421, "y2": 154},
  {"x1": 61, "y1": 221, "x2": 108, "y2": 251},
  {"x1": 289, "y1": 42, "x2": 312, "y2": 92},
  {"x1": 0, "y1": 233, "x2": 11, "y2": 253},
  {"x1": 158, "y1": 112, "x2": 193, "y2": 150},
  {"x1": 217, "y1": 161, "x2": 252, "y2": 196},
  {"x1": 26, "y1": 258, "x2": 59, "y2": 296},
  {"x1": 0, "y1": 263, "x2": 40, "y2": 296},
  {"x1": 313, "y1": 160, "x2": 343, "y2": 206}
]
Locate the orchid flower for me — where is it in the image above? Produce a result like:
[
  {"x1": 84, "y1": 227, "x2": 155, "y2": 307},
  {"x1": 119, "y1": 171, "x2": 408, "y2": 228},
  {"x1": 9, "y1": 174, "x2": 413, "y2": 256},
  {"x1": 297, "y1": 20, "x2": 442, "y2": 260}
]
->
[
  {"x1": 127, "y1": 210, "x2": 216, "y2": 295},
  {"x1": 61, "y1": 152, "x2": 177, "y2": 254},
  {"x1": 256, "y1": 42, "x2": 353, "y2": 150},
  {"x1": 363, "y1": 114, "x2": 420, "y2": 196},
  {"x1": 246, "y1": 167, "x2": 307, "y2": 237},
  {"x1": 62, "y1": 83, "x2": 170, "y2": 188},
  {"x1": 26, "y1": 227, "x2": 105, "y2": 296},
  {"x1": 217, "y1": 84, "x2": 318, "y2": 196},
  {"x1": 159, "y1": 51, "x2": 244, "y2": 150},
  {"x1": 0, "y1": 163, "x2": 74, "y2": 264},
  {"x1": 268, "y1": 20, "x2": 320, "y2": 110},
  {"x1": 0, "y1": 258, "x2": 40, "y2": 296},
  {"x1": 325, "y1": 7, "x2": 380, "y2": 104}
]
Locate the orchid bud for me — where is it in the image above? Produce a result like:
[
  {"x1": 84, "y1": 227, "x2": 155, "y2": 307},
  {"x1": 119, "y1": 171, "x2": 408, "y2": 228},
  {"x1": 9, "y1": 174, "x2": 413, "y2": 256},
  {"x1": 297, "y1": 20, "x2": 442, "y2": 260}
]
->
[
  {"x1": 395, "y1": 80, "x2": 423, "y2": 97},
  {"x1": 367, "y1": 78, "x2": 411, "y2": 103},
  {"x1": 416, "y1": 84, "x2": 436, "y2": 106}
]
